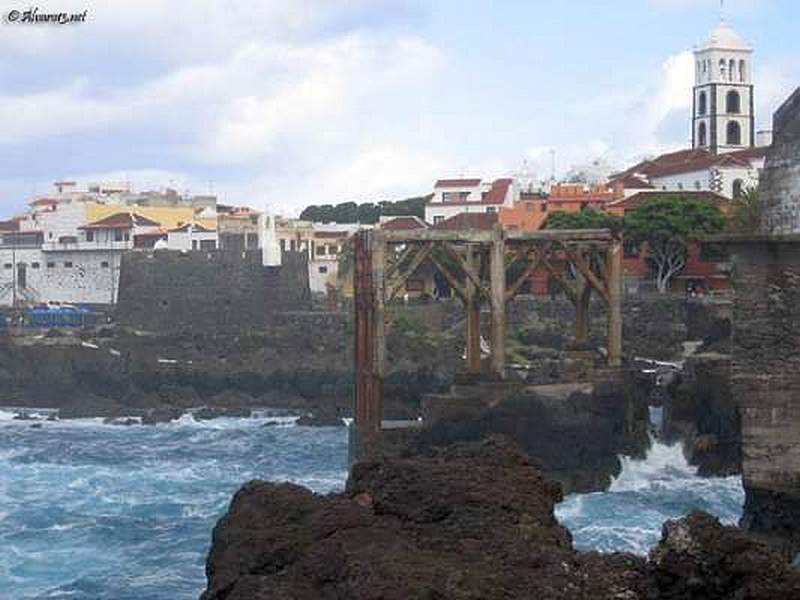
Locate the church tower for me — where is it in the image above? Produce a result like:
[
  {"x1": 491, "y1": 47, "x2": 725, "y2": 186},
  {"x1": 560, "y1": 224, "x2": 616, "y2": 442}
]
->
[{"x1": 692, "y1": 19, "x2": 755, "y2": 154}]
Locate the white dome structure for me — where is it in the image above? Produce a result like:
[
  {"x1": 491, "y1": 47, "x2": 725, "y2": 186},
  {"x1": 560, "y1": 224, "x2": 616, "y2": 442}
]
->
[{"x1": 702, "y1": 20, "x2": 749, "y2": 51}]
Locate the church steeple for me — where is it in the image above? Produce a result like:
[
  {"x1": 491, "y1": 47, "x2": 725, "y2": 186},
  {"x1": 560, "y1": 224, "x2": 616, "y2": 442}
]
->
[{"x1": 692, "y1": 18, "x2": 755, "y2": 154}]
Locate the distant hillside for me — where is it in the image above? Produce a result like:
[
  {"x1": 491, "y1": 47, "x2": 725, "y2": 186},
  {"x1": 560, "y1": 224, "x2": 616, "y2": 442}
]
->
[{"x1": 299, "y1": 194, "x2": 432, "y2": 224}]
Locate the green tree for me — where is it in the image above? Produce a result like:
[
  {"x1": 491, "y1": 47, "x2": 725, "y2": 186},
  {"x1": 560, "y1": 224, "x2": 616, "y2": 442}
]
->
[
  {"x1": 299, "y1": 194, "x2": 432, "y2": 224},
  {"x1": 728, "y1": 186, "x2": 762, "y2": 234},
  {"x1": 543, "y1": 209, "x2": 624, "y2": 232},
  {"x1": 625, "y1": 195, "x2": 725, "y2": 293}
]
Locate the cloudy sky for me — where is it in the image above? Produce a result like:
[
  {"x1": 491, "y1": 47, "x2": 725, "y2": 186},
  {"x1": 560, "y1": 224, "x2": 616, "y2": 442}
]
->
[{"x1": 0, "y1": 0, "x2": 798, "y2": 216}]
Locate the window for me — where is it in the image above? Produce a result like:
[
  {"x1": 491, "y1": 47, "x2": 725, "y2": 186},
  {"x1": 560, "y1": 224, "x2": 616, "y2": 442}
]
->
[
  {"x1": 101, "y1": 261, "x2": 110, "y2": 268},
  {"x1": 694, "y1": 181, "x2": 702, "y2": 190},
  {"x1": 719, "y1": 59, "x2": 726, "y2": 80},
  {"x1": 280, "y1": 239, "x2": 286, "y2": 252},
  {"x1": 732, "y1": 179, "x2": 744, "y2": 199},
  {"x1": 31, "y1": 262, "x2": 40, "y2": 269},
  {"x1": 200, "y1": 239, "x2": 216, "y2": 251},
  {"x1": 64, "y1": 262, "x2": 73, "y2": 268},
  {"x1": 46, "y1": 262, "x2": 55, "y2": 269},
  {"x1": 677, "y1": 182, "x2": 684, "y2": 190},
  {"x1": 698, "y1": 122, "x2": 707, "y2": 147},
  {"x1": 442, "y1": 192, "x2": 456, "y2": 202},
  {"x1": 316, "y1": 245, "x2": 326, "y2": 256},
  {"x1": 698, "y1": 91, "x2": 707, "y2": 115},
  {"x1": 726, "y1": 90, "x2": 741, "y2": 114},
  {"x1": 433, "y1": 215, "x2": 444, "y2": 224},
  {"x1": 729, "y1": 59, "x2": 736, "y2": 81},
  {"x1": 739, "y1": 60, "x2": 746, "y2": 82},
  {"x1": 318, "y1": 266, "x2": 328, "y2": 274},
  {"x1": 486, "y1": 206, "x2": 496, "y2": 214},
  {"x1": 192, "y1": 240, "x2": 198, "y2": 250},
  {"x1": 124, "y1": 232, "x2": 130, "y2": 242},
  {"x1": 86, "y1": 230, "x2": 94, "y2": 242},
  {"x1": 328, "y1": 245, "x2": 338, "y2": 255},
  {"x1": 727, "y1": 121, "x2": 741, "y2": 145},
  {"x1": 3, "y1": 263, "x2": 11, "y2": 270},
  {"x1": 114, "y1": 230, "x2": 123, "y2": 242}
]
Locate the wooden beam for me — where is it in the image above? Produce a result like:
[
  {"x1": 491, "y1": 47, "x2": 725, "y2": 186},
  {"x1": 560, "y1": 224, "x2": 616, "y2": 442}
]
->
[
  {"x1": 575, "y1": 271, "x2": 591, "y2": 344},
  {"x1": 428, "y1": 251, "x2": 468, "y2": 302},
  {"x1": 385, "y1": 243, "x2": 417, "y2": 280},
  {"x1": 541, "y1": 255, "x2": 576, "y2": 304},
  {"x1": 572, "y1": 249, "x2": 610, "y2": 305},
  {"x1": 381, "y1": 229, "x2": 494, "y2": 243},
  {"x1": 606, "y1": 236, "x2": 623, "y2": 367},
  {"x1": 489, "y1": 226, "x2": 506, "y2": 378},
  {"x1": 386, "y1": 243, "x2": 432, "y2": 300},
  {"x1": 505, "y1": 228, "x2": 613, "y2": 242},
  {"x1": 465, "y1": 245, "x2": 481, "y2": 374},
  {"x1": 440, "y1": 241, "x2": 490, "y2": 300},
  {"x1": 505, "y1": 249, "x2": 542, "y2": 302}
]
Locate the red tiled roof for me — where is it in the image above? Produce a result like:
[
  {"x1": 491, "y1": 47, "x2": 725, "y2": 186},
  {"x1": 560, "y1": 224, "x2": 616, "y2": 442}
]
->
[
  {"x1": 168, "y1": 222, "x2": 215, "y2": 233},
  {"x1": 80, "y1": 212, "x2": 161, "y2": 230},
  {"x1": 613, "y1": 147, "x2": 767, "y2": 181},
  {"x1": 482, "y1": 178, "x2": 512, "y2": 205},
  {"x1": 433, "y1": 212, "x2": 498, "y2": 231},
  {"x1": 434, "y1": 178, "x2": 482, "y2": 188},
  {"x1": 0, "y1": 219, "x2": 20, "y2": 232},
  {"x1": 380, "y1": 216, "x2": 428, "y2": 230},
  {"x1": 618, "y1": 174, "x2": 655, "y2": 190},
  {"x1": 31, "y1": 198, "x2": 58, "y2": 206}
]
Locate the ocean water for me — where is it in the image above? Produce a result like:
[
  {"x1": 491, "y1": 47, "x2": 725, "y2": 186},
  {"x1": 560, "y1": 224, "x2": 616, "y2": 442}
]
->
[
  {"x1": 0, "y1": 410, "x2": 348, "y2": 600},
  {"x1": 1, "y1": 408, "x2": 745, "y2": 599},
  {"x1": 556, "y1": 435, "x2": 745, "y2": 555}
]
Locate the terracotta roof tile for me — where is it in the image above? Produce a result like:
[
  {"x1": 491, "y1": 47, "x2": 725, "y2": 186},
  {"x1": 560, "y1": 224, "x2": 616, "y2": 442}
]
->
[
  {"x1": 434, "y1": 178, "x2": 482, "y2": 188},
  {"x1": 433, "y1": 212, "x2": 498, "y2": 231},
  {"x1": 380, "y1": 216, "x2": 428, "y2": 230},
  {"x1": 80, "y1": 212, "x2": 161, "y2": 229}
]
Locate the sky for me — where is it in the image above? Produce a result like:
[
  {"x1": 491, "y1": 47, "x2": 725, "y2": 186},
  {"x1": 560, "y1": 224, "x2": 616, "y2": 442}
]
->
[{"x1": 0, "y1": 0, "x2": 798, "y2": 216}]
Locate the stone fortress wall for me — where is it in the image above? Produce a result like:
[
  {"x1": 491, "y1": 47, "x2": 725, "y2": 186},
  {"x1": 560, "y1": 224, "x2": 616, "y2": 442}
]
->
[{"x1": 115, "y1": 250, "x2": 311, "y2": 332}]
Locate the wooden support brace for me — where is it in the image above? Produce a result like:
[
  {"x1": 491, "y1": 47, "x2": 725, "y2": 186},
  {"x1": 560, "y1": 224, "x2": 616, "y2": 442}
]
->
[
  {"x1": 386, "y1": 243, "x2": 432, "y2": 300},
  {"x1": 572, "y1": 249, "x2": 610, "y2": 305},
  {"x1": 505, "y1": 250, "x2": 542, "y2": 302},
  {"x1": 428, "y1": 250, "x2": 468, "y2": 302}
]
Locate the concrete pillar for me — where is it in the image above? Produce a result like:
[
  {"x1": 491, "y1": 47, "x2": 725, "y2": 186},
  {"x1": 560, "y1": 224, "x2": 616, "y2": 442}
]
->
[
  {"x1": 606, "y1": 237, "x2": 623, "y2": 367},
  {"x1": 489, "y1": 226, "x2": 506, "y2": 379},
  {"x1": 465, "y1": 245, "x2": 481, "y2": 374}
]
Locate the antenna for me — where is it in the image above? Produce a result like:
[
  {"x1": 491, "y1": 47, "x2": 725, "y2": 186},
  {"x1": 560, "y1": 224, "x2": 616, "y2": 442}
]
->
[{"x1": 720, "y1": 0, "x2": 725, "y2": 21}]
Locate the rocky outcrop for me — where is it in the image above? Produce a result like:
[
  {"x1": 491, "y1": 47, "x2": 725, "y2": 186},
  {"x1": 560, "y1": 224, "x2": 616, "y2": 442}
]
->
[
  {"x1": 649, "y1": 511, "x2": 800, "y2": 599},
  {"x1": 202, "y1": 437, "x2": 800, "y2": 600},
  {"x1": 419, "y1": 378, "x2": 650, "y2": 494},
  {"x1": 665, "y1": 353, "x2": 741, "y2": 477}
]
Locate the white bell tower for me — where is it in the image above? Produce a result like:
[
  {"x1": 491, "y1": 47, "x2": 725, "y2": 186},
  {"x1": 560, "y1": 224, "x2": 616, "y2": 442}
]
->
[{"x1": 692, "y1": 16, "x2": 754, "y2": 154}]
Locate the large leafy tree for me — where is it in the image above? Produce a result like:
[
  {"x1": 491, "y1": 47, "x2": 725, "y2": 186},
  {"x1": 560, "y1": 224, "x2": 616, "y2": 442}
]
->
[
  {"x1": 544, "y1": 209, "x2": 624, "y2": 232},
  {"x1": 300, "y1": 194, "x2": 432, "y2": 224},
  {"x1": 625, "y1": 196, "x2": 725, "y2": 293}
]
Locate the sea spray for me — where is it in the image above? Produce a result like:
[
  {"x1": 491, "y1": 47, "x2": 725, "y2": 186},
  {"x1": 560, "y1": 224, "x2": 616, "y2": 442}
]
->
[{"x1": 556, "y1": 433, "x2": 744, "y2": 554}]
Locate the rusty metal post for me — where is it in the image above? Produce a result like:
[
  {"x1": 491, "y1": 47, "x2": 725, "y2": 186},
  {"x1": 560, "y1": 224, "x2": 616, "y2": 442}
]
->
[
  {"x1": 606, "y1": 236, "x2": 623, "y2": 366},
  {"x1": 489, "y1": 226, "x2": 506, "y2": 379},
  {"x1": 353, "y1": 230, "x2": 383, "y2": 439},
  {"x1": 465, "y1": 244, "x2": 481, "y2": 374}
]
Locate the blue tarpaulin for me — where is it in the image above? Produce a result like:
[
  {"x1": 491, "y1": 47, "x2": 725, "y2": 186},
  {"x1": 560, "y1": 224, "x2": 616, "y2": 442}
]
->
[{"x1": 25, "y1": 305, "x2": 97, "y2": 328}]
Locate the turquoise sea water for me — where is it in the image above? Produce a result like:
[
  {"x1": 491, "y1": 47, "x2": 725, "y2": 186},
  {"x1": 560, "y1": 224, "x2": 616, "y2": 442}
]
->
[{"x1": 0, "y1": 409, "x2": 744, "y2": 599}]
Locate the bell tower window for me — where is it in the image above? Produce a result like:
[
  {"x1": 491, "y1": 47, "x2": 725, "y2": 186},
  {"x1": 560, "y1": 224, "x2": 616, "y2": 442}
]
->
[
  {"x1": 698, "y1": 122, "x2": 707, "y2": 147},
  {"x1": 726, "y1": 121, "x2": 741, "y2": 145},
  {"x1": 726, "y1": 90, "x2": 741, "y2": 114},
  {"x1": 698, "y1": 92, "x2": 707, "y2": 115}
]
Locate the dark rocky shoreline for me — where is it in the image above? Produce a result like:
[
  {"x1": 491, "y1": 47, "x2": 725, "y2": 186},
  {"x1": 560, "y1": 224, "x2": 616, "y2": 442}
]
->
[{"x1": 200, "y1": 436, "x2": 800, "y2": 600}]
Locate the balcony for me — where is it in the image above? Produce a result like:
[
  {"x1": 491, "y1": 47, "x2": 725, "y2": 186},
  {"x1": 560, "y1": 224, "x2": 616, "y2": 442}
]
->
[{"x1": 41, "y1": 239, "x2": 133, "y2": 252}]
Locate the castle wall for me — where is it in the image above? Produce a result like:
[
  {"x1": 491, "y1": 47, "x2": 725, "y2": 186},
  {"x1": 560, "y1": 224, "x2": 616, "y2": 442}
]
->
[{"x1": 115, "y1": 250, "x2": 310, "y2": 332}]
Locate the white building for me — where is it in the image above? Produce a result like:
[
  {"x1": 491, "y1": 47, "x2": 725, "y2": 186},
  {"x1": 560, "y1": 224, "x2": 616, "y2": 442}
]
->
[
  {"x1": 425, "y1": 177, "x2": 515, "y2": 225},
  {"x1": 166, "y1": 223, "x2": 218, "y2": 251},
  {"x1": 692, "y1": 20, "x2": 755, "y2": 153},
  {"x1": 611, "y1": 18, "x2": 769, "y2": 200}
]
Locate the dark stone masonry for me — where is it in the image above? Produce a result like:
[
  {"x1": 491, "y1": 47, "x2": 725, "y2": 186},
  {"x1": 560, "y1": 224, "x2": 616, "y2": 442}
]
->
[{"x1": 115, "y1": 249, "x2": 311, "y2": 333}]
